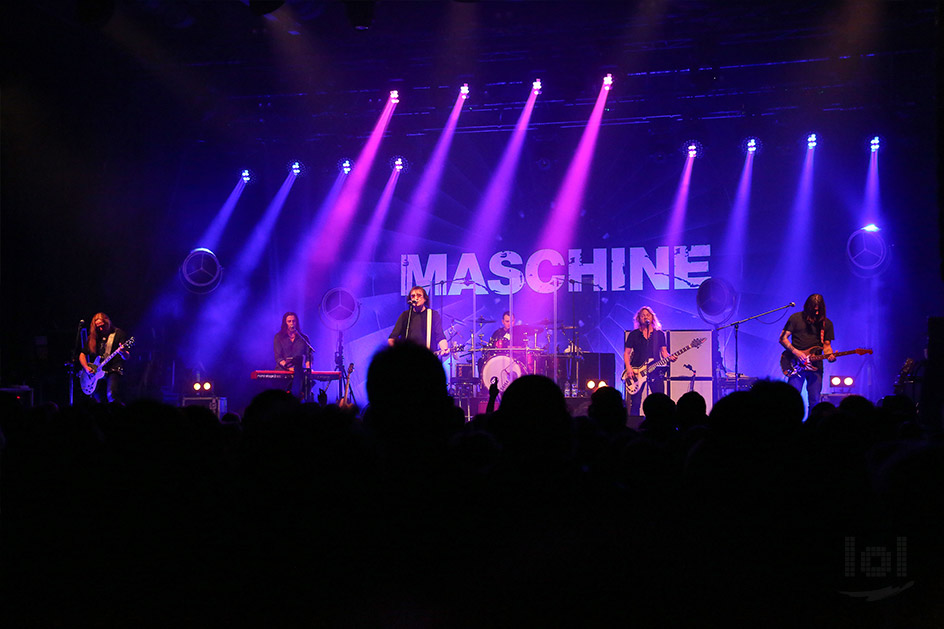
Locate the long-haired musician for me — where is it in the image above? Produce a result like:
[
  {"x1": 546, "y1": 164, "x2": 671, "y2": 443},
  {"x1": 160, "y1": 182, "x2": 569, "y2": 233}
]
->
[
  {"x1": 623, "y1": 306, "x2": 674, "y2": 416},
  {"x1": 78, "y1": 312, "x2": 129, "y2": 403},
  {"x1": 274, "y1": 311, "x2": 312, "y2": 399},
  {"x1": 779, "y1": 293, "x2": 835, "y2": 412}
]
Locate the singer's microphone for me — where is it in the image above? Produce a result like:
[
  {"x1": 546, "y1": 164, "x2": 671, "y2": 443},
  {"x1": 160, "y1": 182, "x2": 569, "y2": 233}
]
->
[{"x1": 789, "y1": 302, "x2": 796, "y2": 307}]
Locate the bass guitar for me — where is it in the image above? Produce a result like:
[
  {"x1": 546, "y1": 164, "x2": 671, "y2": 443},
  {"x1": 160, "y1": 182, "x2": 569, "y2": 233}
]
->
[
  {"x1": 623, "y1": 337, "x2": 706, "y2": 396},
  {"x1": 780, "y1": 346, "x2": 872, "y2": 377},
  {"x1": 80, "y1": 337, "x2": 135, "y2": 395}
]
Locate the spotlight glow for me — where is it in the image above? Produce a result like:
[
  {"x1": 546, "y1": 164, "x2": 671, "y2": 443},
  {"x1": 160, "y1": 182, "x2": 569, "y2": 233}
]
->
[
  {"x1": 586, "y1": 380, "x2": 596, "y2": 390},
  {"x1": 870, "y1": 136, "x2": 880, "y2": 152},
  {"x1": 291, "y1": 161, "x2": 302, "y2": 175},
  {"x1": 241, "y1": 169, "x2": 251, "y2": 182},
  {"x1": 746, "y1": 138, "x2": 757, "y2": 153},
  {"x1": 394, "y1": 157, "x2": 404, "y2": 172},
  {"x1": 807, "y1": 133, "x2": 817, "y2": 149},
  {"x1": 603, "y1": 73, "x2": 613, "y2": 90},
  {"x1": 389, "y1": 90, "x2": 399, "y2": 104},
  {"x1": 688, "y1": 144, "x2": 697, "y2": 158},
  {"x1": 598, "y1": 380, "x2": 607, "y2": 388},
  {"x1": 843, "y1": 376, "x2": 854, "y2": 387},
  {"x1": 862, "y1": 223, "x2": 880, "y2": 232},
  {"x1": 532, "y1": 78, "x2": 542, "y2": 95},
  {"x1": 193, "y1": 382, "x2": 201, "y2": 392},
  {"x1": 339, "y1": 158, "x2": 353, "y2": 175},
  {"x1": 460, "y1": 83, "x2": 470, "y2": 99}
]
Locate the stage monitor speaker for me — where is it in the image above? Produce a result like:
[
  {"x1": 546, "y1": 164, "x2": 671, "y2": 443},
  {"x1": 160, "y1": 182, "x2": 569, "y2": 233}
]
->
[
  {"x1": 667, "y1": 330, "x2": 713, "y2": 378},
  {"x1": 668, "y1": 378, "x2": 714, "y2": 413},
  {"x1": 182, "y1": 396, "x2": 228, "y2": 418}
]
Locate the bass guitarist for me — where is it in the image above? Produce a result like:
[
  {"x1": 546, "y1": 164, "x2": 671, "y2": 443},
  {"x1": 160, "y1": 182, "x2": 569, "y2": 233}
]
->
[
  {"x1": 79, "y1": 312, "x2": 130, "y2": 403},
  {"x1": 623, "y1": 306, "x2": 675, "y2": 416},
  {"x1": 779, "y1": 293, "x2": 835, "y2": 413}
]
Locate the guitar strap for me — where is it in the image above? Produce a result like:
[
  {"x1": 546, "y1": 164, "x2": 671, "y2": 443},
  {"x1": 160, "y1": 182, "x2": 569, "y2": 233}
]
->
[
  {"x1": 104, "y1": 332, "x2": 116, "y2": 356},
  {"x1": 426, "y1": 310, "x2": 432, "y2": 349}
]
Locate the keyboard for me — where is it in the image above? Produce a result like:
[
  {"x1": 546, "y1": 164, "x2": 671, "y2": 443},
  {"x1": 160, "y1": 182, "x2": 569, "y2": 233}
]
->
[{"x1": 250, "y1": 370, "x2": 342, "y2": 382}]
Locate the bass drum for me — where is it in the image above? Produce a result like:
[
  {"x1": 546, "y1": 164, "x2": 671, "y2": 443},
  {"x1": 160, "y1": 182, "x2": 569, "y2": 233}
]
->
[{"x1": 481, "y1": 355, "x2": 525, "y2": 393}]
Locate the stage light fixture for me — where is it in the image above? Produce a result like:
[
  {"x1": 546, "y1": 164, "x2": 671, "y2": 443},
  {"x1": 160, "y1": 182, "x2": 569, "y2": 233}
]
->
[
  {"x1": 390, "y1": 90, "x2": 399, "y2": 104},
  {"x1": 870, "y1": 136, "x2": 880, "y2": 152},
  {"x1": 338, "y1": 158, "x2": 353, "y2": 175},
  {"x1": 598, "y1": 380, "x2": 608, "y2": 388},
  {"x1": 290, "y1": 161, "x2": 302, "y2": 175},
  {"x1": 743, "y1": 137, "x2": 760, "y2": 154},
  {"x1": 807, "y1": 133, "x2": 817, "y2": 149},
  {"x1": 191, "y1": 379, "x2": 213, "y2": 395},
  {"x1": 394, "y1": 157, "x2": 404, "y2": 172},
  {"x1": 532, "y1": 79, "x2": 542, "y2": 95},
  {"x1": 830, "y1": 375, "x2": 854, "y2": 388},
  {"x1": 460, "y1": 83, "x2": 470, "y2": 99},
  {"x1": 603, "y1": 73, "x2": 613, "y2": 90},
  {"x1": 241, "y1": 169, "x2": 252, "y2": 183},
  {"x1": 683, "y1": 140, "x2": 703, "y2": 158},
  {"x1": 863, "y1": 223, "x2": 880, "y2": 232},
  {"x1": 587, "y1": 380, "x2": 597, "y2": 390}
]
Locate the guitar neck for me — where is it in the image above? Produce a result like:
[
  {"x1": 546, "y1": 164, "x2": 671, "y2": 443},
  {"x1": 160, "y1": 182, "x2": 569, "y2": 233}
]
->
[
  {"x1": 650, "y1": 343, "x2": 694, "y2": 369},
  {"x1": 809, "y1": 349, "x2": 860, "y2": 362}
]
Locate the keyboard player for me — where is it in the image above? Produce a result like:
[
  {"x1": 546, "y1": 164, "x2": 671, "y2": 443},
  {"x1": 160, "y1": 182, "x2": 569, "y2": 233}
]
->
[{"x1": 274, "y1": 311, "x2": 313, "y2": 399}]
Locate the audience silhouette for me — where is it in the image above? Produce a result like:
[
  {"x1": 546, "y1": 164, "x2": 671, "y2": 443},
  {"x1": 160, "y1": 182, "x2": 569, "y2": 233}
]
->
[{"x1": 1, "y1": 346, "x2": 941, "y2": 628}]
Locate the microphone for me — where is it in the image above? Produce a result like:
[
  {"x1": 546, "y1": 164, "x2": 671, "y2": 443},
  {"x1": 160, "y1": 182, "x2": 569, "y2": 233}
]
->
[
  {"x1": 684, "y1": 363, "x2": 695, "y2": 372},
  {"x1": 789, "y1": 302, "x2": 796, "y2": 307},
  {"x1": 407, "y1": 297, "x2": 415, "y2": 306}
]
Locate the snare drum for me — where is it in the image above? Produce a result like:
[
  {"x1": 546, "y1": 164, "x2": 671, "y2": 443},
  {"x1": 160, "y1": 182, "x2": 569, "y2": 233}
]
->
[{"x1": 481, "y1": 355, "x2": 525, "y2": 392}]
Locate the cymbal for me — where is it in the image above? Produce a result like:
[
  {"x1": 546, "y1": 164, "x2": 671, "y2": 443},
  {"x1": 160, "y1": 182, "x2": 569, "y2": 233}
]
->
[
  {"x1": 533, "y1": 318, "x2": 553, "y2": 326},
  {"x1": 514, "y1": 325, "x2": 542, "y2": 333}
]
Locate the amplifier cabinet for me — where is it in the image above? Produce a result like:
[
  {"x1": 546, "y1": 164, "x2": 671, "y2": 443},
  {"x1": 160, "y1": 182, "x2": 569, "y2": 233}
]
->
[{"x1": 182, "y1": 396, "x2": 228, "y2": 418}]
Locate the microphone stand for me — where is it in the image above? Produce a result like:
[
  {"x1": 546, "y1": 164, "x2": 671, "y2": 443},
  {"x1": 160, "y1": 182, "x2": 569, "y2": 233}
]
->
[
  {"x1": 716, "y1": 302, "x2": 794, "y2": 392},
  {"x1": 69, "y1": 319, "x2": 86, "y2": 406},
  {"x1": 298, "y1": 331, "x2": 316, "y2": 402}
]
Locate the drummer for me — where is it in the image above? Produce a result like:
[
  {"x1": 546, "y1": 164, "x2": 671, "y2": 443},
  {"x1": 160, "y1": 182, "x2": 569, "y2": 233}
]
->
[{"x1": 489, "y1": 311, "x2": 514, "y2": 347}]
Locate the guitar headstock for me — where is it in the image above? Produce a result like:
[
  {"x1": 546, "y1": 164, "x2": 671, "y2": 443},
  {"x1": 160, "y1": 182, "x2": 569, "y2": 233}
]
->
[
  {"x1": 124, "y1": 337, "x2": 135, "y2": 349},
  {"x1": 855, "y1": 348, "x2": 873, "y2": 356},
  {"x1": 692, "y1": 337, "x2": 707, "y2": 348},
  {"x1": 347, "y1": 362, "x2": 355, "y2": 375}
]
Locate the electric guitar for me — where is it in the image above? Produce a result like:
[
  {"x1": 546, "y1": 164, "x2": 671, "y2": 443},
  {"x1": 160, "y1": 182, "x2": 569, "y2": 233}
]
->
[
  {"x1": 780, "y1": 346, "x2": 872, "y2": 377},
  {"x1": 892, "y1": 358, "x2": 914, "y2": 395},
  {"x1": 339, "y1": 362, "x2": 355, "y2": 408},
  {"x1": 80, "y1": 337, "x2": 135, "y2": 395},
  {"x1": 623, "y1": 337, "x2": 706, "y2": 396}
]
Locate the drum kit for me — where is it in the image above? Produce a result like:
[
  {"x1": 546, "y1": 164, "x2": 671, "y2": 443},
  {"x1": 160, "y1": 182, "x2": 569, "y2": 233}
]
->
[{"x1": 443, "y1": 316, "x2": 581, "y2": 397}]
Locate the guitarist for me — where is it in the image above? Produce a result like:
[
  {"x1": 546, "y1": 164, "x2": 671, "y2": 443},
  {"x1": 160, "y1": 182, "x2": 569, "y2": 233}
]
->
[
  {"x1": 388, "y1": 286, "x2": 450, "y2": 357},
  {"x1": 623, "y1": 306, "x2": 675, "y2": 416},
  {"x1": 779, "y1": 293, "x2": 835, "y2": 412},
  {"x1": 79, "y1": 312, "x2": 129, "y2": 403}
]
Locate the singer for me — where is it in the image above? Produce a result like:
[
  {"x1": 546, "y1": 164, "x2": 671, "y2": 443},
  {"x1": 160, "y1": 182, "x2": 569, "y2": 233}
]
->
[
  {"x1": 779, "y1": 293, "x2": 835, "y2": 413},
  {"x1": 388, "y1": 286, "x2": 450, "y2": 355},
  {"x1": 622, "y1": 306, "x2": 675, "y2": 416}
]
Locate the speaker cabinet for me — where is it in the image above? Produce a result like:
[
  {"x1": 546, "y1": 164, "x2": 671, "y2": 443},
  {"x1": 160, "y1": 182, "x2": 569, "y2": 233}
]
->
[
  {"x1": 668, "y1": 378, "x2": 714, "y2": 413},
  {"x1": 667, "y1": 330, "x2": 713, "y2": 378},
  {"x1": 182, "y1": 396, "x2": 228, "y2": 418}
]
